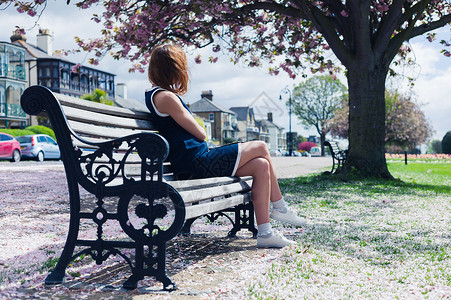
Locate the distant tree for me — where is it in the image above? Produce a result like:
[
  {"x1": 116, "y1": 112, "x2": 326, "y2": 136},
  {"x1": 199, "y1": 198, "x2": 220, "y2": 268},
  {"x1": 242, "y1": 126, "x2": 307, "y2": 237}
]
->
[
  {"x1": 330, "y1": 90, "x2": 433, "y2": 152},
  {"x1": 298, "y1": 141, "x2": 317, "y2": 152},
  {"x1": 426, "y1": 140, "x2": 442, "y2": 154},
  {"x1": 81, "y1": 89, "x2": 114, "y2": 106},
  {"x1": 442, "y1": 131, "x2": 451, "y2": 154},
  {"x1": 291, "y1": 75, "x2": 346, "y2": 157},
  {"x1": 293, "y1": 134, "x2": 307, "y2": 149}
]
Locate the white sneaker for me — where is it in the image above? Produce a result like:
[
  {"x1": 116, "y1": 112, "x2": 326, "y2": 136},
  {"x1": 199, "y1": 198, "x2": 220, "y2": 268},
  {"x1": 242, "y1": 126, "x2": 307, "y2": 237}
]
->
[
  {"x1": 257, "y1": 230, "x2": 296, "y2": 248},
  {"x1": 270, "y1": 207, "x2": 306, "y2": 226}
]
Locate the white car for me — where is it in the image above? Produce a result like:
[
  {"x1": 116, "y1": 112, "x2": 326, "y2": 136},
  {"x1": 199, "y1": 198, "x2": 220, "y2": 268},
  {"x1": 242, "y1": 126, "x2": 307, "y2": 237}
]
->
[
  {"x1": 16, "y1": 134, "x2": 61, "y2": 161},
  {"x1": 310, "y1": 147, "x2": 321, "y2": 157}
]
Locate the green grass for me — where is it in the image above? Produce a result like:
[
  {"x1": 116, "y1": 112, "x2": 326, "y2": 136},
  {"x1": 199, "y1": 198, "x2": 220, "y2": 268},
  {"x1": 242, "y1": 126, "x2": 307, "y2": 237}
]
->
[
  {"x1": 246, "y1": 162, "x2": 451, "y2": 298},
  {"x1": 388, "y1": 161, "x2": 451, "y2": 188}
]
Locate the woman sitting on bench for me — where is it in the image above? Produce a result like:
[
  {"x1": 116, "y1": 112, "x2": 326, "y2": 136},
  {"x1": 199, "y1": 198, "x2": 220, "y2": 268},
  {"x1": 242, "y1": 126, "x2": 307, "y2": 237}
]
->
[{"x1": 146, "y1": 44, "x2": 305, "y2": 248}]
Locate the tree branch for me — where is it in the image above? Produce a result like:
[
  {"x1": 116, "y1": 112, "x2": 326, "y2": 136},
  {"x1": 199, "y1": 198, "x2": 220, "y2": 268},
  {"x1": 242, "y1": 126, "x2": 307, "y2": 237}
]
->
[
  {"x1": 373, "y1": 0, "x2": 405, "y2": 59},
  {"x1": 409, "y1": 13, "x2": 451, "y2": 39},
  {"x1": 301, "y1": 2, "x2": 353, "y2": 66},
  {"x1": 238, "y1": 1, "x2": 307, "y2": 19}
]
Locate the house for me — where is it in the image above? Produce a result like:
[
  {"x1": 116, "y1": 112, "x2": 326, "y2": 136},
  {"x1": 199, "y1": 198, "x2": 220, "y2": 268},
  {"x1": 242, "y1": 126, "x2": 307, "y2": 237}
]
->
[
  {"x1": 255, "y1": 119, "x2": 270, "y2": 145},
  {"x1": 229, "y1": 106, "x2": 260, "y2": 142},
  {"x1": 6, "y1": 29, "x2": 117, "y2": 127},
  {"x1": 189, "y1": 90, "x2": 237, "y2": 145},
  {"x1": 262, "y1": 112, "x2": 286, "y2": 153},
  {"x1": 11, "y1": 29, "x2": 116, "y2": 99},
  {"x1": 0, "y1": 41, "x2": 27, "y2": 128}
]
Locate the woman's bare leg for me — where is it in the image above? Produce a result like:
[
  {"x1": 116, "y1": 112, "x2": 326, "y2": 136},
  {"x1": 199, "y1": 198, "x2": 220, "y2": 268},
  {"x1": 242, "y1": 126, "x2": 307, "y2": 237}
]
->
[
  {"x1": 234, "y1": 157, "x2": 271, "y2": 225},
  {"x1": 237, "y1": 141, "x2": 282, "y2": 202},
  {"x1": 236, "y1": 141, "x2": 306, "y2": 227},
  {"x1": 235, "y1": 150, "x2": 296, "y2": 248}
]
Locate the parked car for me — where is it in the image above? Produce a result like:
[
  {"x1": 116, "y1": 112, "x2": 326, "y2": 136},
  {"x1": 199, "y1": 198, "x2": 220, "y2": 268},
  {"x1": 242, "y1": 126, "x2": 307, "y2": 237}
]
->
[
  {"x1": 310, "y1": 147, "x2": 321, "y2": 157},
  {"x1": 16, "y1": 134, "x2": 61, "y2": 161},
  {"x1": 0, "y1": 133, "x2": 21, "y2": 162}
]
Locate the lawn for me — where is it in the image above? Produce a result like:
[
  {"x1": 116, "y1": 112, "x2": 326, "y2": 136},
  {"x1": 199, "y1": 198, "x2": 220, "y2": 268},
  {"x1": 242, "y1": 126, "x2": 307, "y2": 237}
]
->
[{"x1": 246, "y1": 162, "x2": 451, "y2": 299}]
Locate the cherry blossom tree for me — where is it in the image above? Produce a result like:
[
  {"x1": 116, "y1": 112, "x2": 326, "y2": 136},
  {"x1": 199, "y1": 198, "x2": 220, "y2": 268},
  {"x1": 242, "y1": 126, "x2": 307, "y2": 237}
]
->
[
  {"x1": 329, "y1": 90, "x2": 434, "y2": 153},
  {"x1": 291, "y1": 75, "x2": 346, "y2": 156},
  {"x1": 3, "y1": 0, "x2": 451, "y2": 177}
]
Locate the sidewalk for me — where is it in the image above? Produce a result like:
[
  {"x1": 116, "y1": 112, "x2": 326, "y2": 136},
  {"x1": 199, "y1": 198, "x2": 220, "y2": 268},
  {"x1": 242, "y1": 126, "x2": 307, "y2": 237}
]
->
[{"x1": 271, "y1": 156, "x2": 332, "y2": 178}]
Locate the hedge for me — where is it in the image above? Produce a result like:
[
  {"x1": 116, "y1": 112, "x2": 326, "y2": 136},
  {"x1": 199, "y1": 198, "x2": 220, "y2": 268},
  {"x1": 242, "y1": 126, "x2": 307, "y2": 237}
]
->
[{"x1": 0, "y1": 125, "x2": 56, "y2": 141}]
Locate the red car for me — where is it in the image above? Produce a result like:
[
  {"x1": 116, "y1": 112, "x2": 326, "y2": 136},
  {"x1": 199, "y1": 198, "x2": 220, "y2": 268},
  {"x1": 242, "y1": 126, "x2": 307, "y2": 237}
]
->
[{"x1": 0, "y1": 133, "x2": 21, "y2": 162}]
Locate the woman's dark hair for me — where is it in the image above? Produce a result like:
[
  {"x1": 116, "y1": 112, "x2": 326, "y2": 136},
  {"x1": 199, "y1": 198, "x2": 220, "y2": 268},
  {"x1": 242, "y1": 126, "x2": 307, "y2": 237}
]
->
[{"x1": 148, "y1": 44, "x2": 189, "y2": 95}]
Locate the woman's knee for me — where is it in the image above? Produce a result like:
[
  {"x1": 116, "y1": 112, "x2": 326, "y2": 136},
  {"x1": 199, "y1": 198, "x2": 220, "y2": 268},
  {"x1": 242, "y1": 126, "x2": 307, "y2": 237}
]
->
[
  {"x1": 250, "y1": 140, "x2": 270, "y2": 157},
  {"x1": 253, "y1": 157, "x2": 271, "y2": 176}
]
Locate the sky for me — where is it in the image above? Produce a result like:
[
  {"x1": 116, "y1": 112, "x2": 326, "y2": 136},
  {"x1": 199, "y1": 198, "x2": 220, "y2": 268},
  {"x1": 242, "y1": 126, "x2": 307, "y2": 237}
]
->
[{"x1": 1, "y1": 1, "x2": 450, "y2": 143}]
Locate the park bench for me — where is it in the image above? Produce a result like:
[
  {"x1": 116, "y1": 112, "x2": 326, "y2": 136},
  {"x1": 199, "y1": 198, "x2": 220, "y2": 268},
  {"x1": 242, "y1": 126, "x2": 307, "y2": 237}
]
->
[
  {"x1": 324, "y1": 141, "x2": 348, "y2": 174},
  {"x1": 20, "y1": 85, "x2": 257, "y2": 291}
]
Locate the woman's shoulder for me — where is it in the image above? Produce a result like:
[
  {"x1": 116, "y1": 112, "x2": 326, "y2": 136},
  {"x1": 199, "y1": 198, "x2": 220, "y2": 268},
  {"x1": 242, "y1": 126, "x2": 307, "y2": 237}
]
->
[{"x1": 153, "y1": 89, "x2": 183, "y2": 115}]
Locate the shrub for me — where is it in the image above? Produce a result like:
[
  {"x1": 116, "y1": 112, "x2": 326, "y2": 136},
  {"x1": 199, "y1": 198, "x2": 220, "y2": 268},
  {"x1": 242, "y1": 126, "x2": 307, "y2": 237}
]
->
[
  {"x1": 298, "y1": 141, "x2": 317, "y2": 152},
  {"x1": 25, "y1": 125, "x2": 56, "y2": 141},
  {"x1": 442, "y1": 131, "x2": 451, "y2": 154},
  {"x1": 0, "y1": 128, "x2": 35, "y2": 137}
]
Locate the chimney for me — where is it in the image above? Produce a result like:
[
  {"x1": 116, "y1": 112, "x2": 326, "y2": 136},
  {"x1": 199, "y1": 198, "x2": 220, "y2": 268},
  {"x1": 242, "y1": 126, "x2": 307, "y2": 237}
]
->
[
  {"x1": 267, "y1": 112, "x2": 273, "y2": 122},
  {"x1": 116, "y1": 83, "x2": 127, "y2": 99},
  {"x1": 10, "y1": 29, "x2": 27, "y2": 43},
  {"x1": 201, "y1": 90, "x2": 213, "y2": 101},
  {"x1": 37, "y1": 29, "x2": 53, "y2": 54}
]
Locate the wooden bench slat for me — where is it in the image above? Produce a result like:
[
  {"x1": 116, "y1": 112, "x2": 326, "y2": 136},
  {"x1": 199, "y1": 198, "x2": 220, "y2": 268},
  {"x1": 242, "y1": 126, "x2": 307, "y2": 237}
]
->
[
  {"x1": 168, "y1": 176, "x2": 252, "y2": 191},
  {"x1": 68, "y1": 120, "x2": 155, "y2": 140},
  {"x1": 185, "y1": 193, "x2": 251, "y2": 219},
  {"x1": 177, "y1": 181, "x2": 251, "y2": 204},
  {"x1": 57, "y1": 93, "x2": 150, "y2": 120},
  {"x1": 62, "y1": 106, "x2": 154, "y2": 130}
]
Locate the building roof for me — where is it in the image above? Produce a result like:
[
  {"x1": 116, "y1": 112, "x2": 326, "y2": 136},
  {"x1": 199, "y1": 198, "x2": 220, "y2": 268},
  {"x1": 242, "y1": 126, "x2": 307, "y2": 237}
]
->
[
  {"x1": 114, "y1": 96, "x2": 148, "y2": 111},
  {"x1": 229, "y1": 106, "x2": 255, "y2": 121},
  {"x1": 11, "y1": 39, "x2": 115, "y2": 76},
  {"x1": 190, "y1": 97, "x2": 236, "y2": 115},
  {"x1": 256, "y1": 118, "x2": 284, "y2": 130},
  {"x1": 12, "y1": 39, "x2": 53, "y2": 61}
]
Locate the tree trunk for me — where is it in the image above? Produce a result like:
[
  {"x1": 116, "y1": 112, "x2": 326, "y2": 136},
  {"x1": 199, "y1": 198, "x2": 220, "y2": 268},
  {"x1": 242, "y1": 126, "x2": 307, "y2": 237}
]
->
[
  {"x1": 320, "y1": 131, "x2": 326, "y2": 157},
  {"x1": 341, "y1": 64, "x2": 392, "y2": 178}
]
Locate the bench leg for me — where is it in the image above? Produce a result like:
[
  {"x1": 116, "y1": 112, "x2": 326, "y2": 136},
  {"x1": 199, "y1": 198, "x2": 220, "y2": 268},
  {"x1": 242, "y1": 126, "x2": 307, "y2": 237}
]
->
[
  {"x1": 46, "y1": 179, "x2": 81, "y2": 285},
  {"x1": 180, "y1": 218, "x2": 196, "y2": 235},
  {"x1": 124, "y1": 242, "x2": 176, "y2": 291},
  {"x1": 228, "y1": 202, "x2": 258, "y2": 238}
]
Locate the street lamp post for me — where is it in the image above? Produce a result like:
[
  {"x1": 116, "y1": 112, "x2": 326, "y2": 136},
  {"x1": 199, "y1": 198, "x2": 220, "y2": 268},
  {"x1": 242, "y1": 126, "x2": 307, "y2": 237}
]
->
[{"x1": 280, "y1": 86, "x2": 293, "y2": 157}]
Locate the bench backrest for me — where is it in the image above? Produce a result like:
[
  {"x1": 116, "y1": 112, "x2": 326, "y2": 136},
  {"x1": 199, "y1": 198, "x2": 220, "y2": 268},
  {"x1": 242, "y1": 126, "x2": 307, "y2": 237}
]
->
[{"x1": 55, "y1": 92, "x2": 154, "y2": 148}]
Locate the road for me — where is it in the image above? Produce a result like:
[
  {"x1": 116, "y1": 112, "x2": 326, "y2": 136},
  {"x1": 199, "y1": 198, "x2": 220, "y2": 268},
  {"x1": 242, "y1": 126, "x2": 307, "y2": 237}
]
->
[{"x1": 0, "y1": 157, "x2": 332, "y2": 178}]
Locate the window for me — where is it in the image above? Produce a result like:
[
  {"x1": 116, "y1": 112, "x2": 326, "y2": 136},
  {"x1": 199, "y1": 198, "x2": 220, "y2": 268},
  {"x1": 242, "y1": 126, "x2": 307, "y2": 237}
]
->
[
  {"x1": 0, "y1": 134, "x2": 12, "y2": 141},
  {"x1": 209, "y1": 113, "x2": 214, "y2": 121},
  {"x1": 46, "y1": 136, "x2": 57, "y2": 145},
  {"x1": 38, "y1": 136, "x2": 47, "y2": 143}
]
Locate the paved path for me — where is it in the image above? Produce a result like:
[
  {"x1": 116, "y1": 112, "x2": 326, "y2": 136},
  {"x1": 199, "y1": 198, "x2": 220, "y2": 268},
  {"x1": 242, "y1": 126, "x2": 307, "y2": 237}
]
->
[
  {"x1": 0, "y1": 157, "x2": 332, "y2": 178},
  {"x1": 271, "y1": 156, "x2": 332, "y2": 178}
]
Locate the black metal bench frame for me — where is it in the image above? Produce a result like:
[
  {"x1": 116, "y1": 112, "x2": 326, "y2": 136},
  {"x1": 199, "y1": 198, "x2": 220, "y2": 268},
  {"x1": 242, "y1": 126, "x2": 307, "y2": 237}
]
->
[
  {"x1": 20, "y1": 86, "x2": 257, "y2": 290},
  {"x1": 324, "y1": 141, "x2": 348, "y2": 174}
]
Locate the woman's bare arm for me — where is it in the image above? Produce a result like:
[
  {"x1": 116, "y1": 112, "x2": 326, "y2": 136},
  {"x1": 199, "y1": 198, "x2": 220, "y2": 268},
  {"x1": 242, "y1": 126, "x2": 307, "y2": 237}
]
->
[{"x1": 153, "y1": 91, "x2": 207, "y2": 141}]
